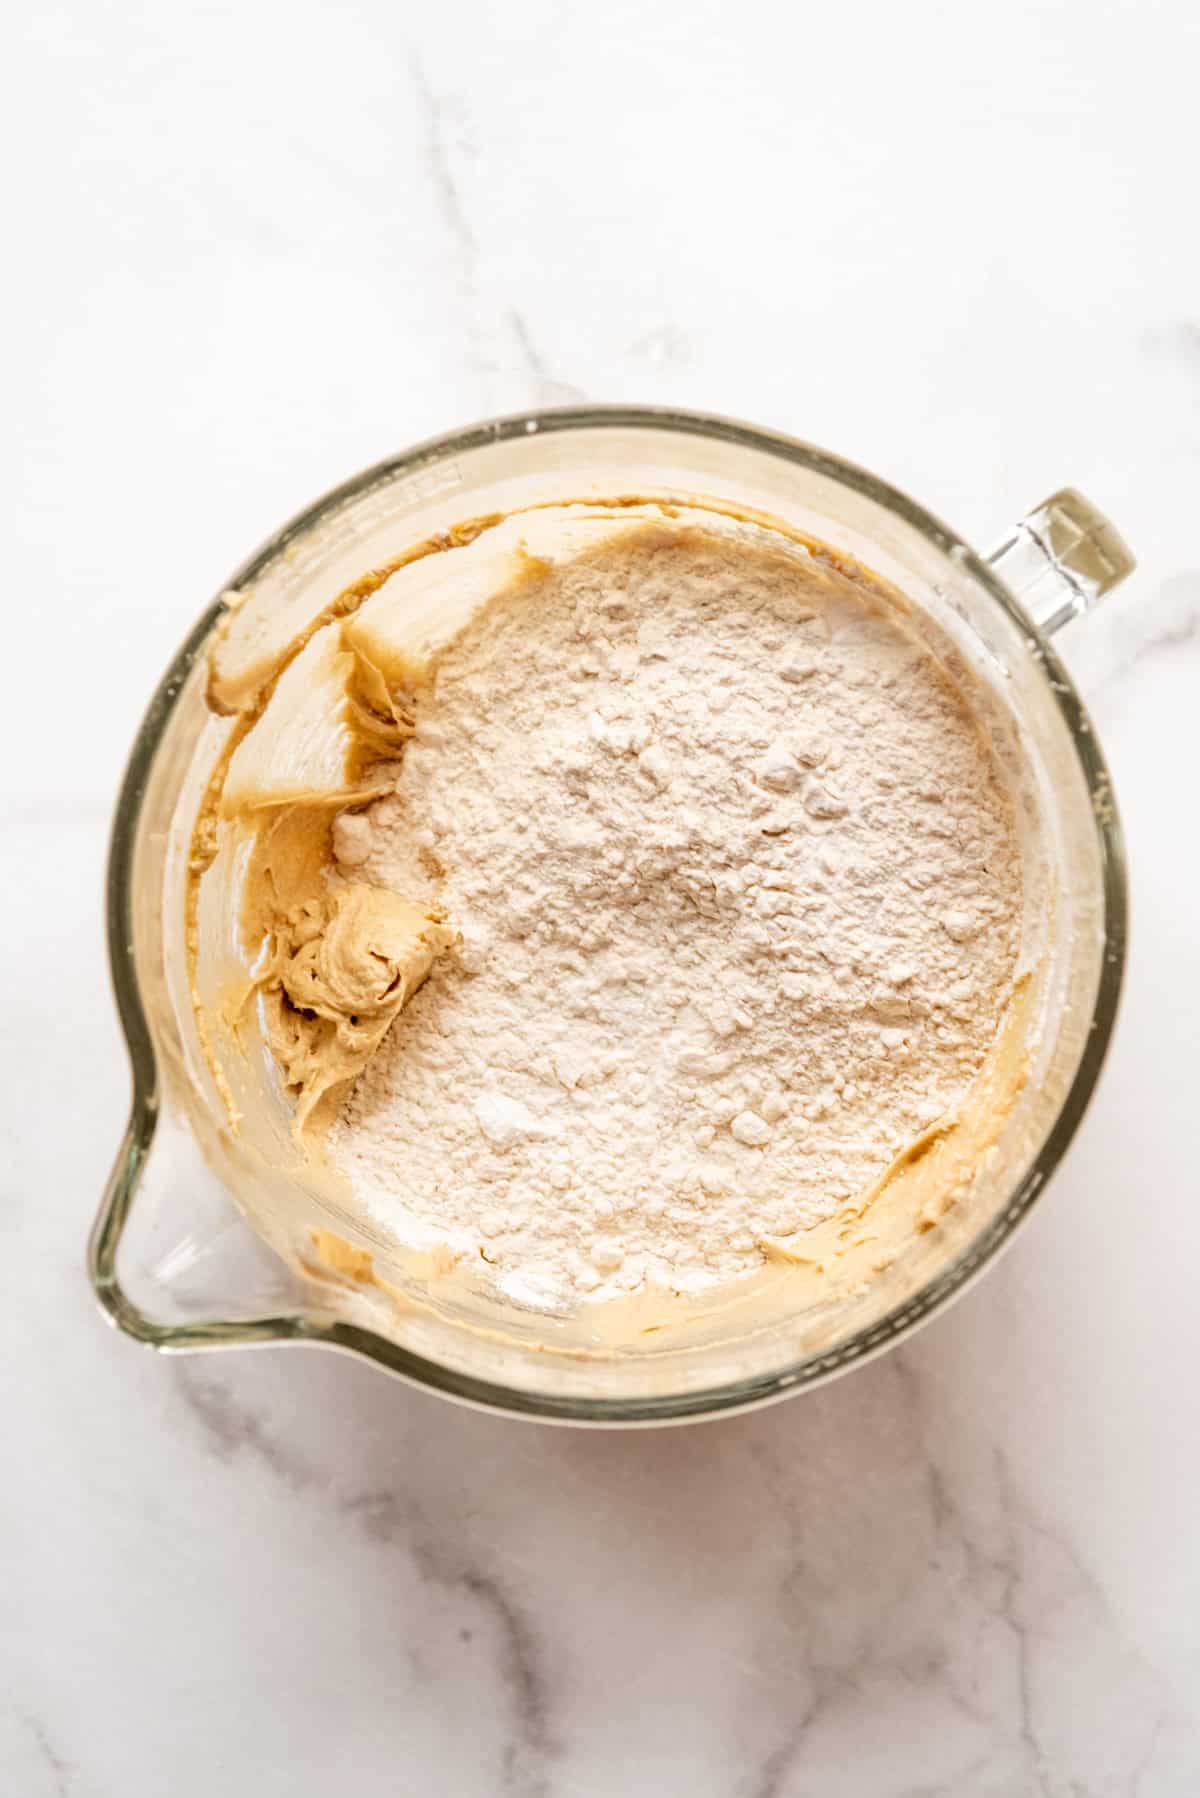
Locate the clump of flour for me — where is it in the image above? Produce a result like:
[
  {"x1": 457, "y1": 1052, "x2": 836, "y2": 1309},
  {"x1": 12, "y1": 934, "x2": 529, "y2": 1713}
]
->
[{"x1": 329, "y1": 520, "x2": 1023, "y2": 1304}]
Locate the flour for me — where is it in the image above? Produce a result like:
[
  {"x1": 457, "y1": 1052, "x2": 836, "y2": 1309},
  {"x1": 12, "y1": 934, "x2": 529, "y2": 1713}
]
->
[{"x1": 329, "y1": 518, "x2": 1023, "y2": 1305}]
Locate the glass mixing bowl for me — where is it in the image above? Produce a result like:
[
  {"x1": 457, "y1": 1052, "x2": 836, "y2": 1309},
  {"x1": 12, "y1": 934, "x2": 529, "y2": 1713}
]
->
[{"x1": 91, "y1": 408, "x2": 1133, "y2": 1423}]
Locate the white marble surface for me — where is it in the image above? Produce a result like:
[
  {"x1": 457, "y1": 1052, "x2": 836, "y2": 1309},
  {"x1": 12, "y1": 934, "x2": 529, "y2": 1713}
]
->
[{"x1": 4, "y1": 1, "x2": 1200, "y2": 1792}]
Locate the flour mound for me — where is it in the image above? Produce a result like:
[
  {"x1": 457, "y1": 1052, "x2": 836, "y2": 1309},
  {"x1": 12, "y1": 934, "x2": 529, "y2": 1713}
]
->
[{"x1": 330, "y1": 520, "x2": 1022, "y2": 1304}]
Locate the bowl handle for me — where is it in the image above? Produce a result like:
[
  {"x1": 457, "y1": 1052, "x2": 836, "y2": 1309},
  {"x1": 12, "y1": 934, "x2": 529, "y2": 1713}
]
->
[{"x1": 986, "y1": 488, "x2": 1136, "y2": 636}]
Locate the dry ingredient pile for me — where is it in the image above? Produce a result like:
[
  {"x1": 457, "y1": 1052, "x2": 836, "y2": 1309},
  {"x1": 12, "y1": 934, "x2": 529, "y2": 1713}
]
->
[{"x1": 321, "y1": 520, "x2": 1024, "y2": 1306}]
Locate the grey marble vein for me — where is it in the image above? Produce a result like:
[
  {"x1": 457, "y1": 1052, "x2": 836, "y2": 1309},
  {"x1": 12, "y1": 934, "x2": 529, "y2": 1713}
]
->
[
  {"x1": 899, "y1": 1352, "x2": 1189, "y2": 1797},
  {"x1": 400, "y1": 41, "x2": 584, "y2": 413},
  {"x1": 1125, "y1": 573, "x2": 1200, "y2": 663},
  {"x1": 406, "y1": 44, "x2": 479, "y2": 269},
  {"x1": 727, "y1": 1350, "x2": 1196, "y2": 1797},
  {"x1": 1065, "y1": 569, "x2": 1200, "y2": 699},
  {"x1": 175, "y1": 1363, "x2": 562, "y2": 1792},
  {"x1": 509, "y1": 305, "x2": 586, "y2": 406},
  {"x1": 18, "y1": 1712, "x2": 75, "y2": 1798},
  {"x1": 344, "y1": 1486, "x2": 560, "y2": 1797},
  {"x1": 173, "y1": 1362, "x2": 321, "y2": 1493}
]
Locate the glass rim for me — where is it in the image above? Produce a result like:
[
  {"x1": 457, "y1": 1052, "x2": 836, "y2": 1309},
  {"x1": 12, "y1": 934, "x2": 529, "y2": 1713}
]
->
[{"x1": 90, "y1": 404, "x2": 1128, "y2": 1425}]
